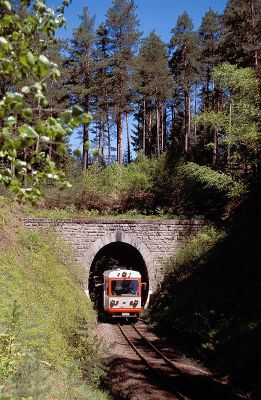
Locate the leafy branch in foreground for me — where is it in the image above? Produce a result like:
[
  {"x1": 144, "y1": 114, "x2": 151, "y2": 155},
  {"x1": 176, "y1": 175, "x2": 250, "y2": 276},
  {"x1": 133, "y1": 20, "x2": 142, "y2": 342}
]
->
[{"x1": 0, "y1": 0, "x2": 91, "y2": 203}]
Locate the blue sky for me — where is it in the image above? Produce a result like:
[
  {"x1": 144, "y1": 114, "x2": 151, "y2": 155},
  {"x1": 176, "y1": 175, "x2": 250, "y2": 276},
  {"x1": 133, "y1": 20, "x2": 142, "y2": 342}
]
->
[
  {"x1": 46, "y1": 0, "x2": 227, "y2": 155},
  {"x1": 49, "y1": 0, "x2": 227, "y2": 42}
]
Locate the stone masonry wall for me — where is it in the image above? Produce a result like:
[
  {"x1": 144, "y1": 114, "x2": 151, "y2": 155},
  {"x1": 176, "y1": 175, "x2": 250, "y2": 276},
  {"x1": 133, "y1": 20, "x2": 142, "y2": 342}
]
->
[{"x1": 23, "y1": 218, "x2": 205, "y2": 292}]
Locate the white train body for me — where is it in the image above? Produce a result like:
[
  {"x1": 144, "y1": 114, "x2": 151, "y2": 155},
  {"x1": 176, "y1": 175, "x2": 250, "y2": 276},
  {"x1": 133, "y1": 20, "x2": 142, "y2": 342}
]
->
[{"x1": 103, "y1": 268, "x2": 142, "y2": 317}]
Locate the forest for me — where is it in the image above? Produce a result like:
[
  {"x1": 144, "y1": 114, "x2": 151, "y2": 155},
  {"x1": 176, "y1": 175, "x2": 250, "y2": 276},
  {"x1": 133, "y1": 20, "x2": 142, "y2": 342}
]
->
[{"x1": 0, "y1": 0, "x2": 260, "y2": 217}]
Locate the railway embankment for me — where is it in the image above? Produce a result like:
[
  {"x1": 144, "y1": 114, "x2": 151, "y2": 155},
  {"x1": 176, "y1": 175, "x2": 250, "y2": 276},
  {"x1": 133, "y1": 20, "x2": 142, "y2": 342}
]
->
[
  {"x1": 148, "y1": 191, "x2": 261, "y2": 400},
  {"x1": 0, "y1": 198, "x2": 109, "y2": 400}
]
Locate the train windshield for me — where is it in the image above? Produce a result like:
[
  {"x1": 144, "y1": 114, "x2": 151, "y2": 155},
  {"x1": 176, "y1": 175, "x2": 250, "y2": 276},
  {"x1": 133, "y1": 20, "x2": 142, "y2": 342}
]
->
[{"x1": 111, "y1": 279, "x2": 139, "y2": 296}]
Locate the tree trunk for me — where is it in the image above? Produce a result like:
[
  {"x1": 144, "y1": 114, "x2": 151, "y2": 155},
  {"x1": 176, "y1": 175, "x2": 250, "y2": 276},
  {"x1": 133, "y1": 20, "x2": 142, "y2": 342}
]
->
[
  {"x1": 161, "y1": 104, "x2": 164, "y2": 152},
  {"x1": 206, "y1": 67, "x2": 210, "y2": 111},
  {"x1": 171, "y1": 104, "x2": 175, "y2": 132},
  {"x1": 184, "y1": 90, "x2": 190, "y2": 153},
  {"x1": 148, "y1": 103, "x2": 152, "y2": 155},
  {"x1": 228, "y1": 101, "x2": 232, "y2": 165},
  {"x1": 83, "y1": 123, "x2": 89, "y2": 171},
  {"x1": 194, "y1": 83, "x2": 197, "y2": 142},
  {"x1": 188, "y1": 94, "x2": 191, "y2": 147},
  {"x1": 137, "y1": 104, "x2": 141, "y2": 150},
  {"x1": 212, "y1": 80, "x2": 217, "y2": 165},
  {"x1": 126, "y1": 112, "x2": 131, "y2": 164},
  {"x1": 98, "y1": 120, "x2": 101, "y2": 149},
  {"x1": 164, "y1": 107, "x2": 167, "y2": 150},
  {"x1": 156, "y1": 101, "x2": 160, "y2": 156},
  {"x1": 213, "y1": 81, "x2": 222, "y2": 167},
  {"x1": 107, "y1": 112, "x2": 111, "y2": 164},
  {"x1": 250, "y1": 0, "x2": 259, "y2": 67},
  {"x1": 143, "y1": 98, "x2": 146, "y2": 153},
  {"x1": 171, "y1": 104, "x2": 175, "y2": 148},
  {"x1": 117, "y1": 111, "x2": 123, "y2": 164},
  {"x1": 101, "y1": 114, "x2": 105, "y2": 165},
  {"x1": 213, "y1": 128, "x2": 218, "y2": 166}
]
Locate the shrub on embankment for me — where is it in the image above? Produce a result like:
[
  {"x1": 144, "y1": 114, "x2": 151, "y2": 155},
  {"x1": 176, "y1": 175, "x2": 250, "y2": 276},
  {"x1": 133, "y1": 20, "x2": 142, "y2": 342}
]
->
[
  {"x1": 30, "y1": 153, "x2": 244, "y2": 221},
  {"x1": 0, "y1": 198, "x2": 108, "y2": 400},
  {"x1": 148, "y1": 189, "x2": 261, "y2": 399}
]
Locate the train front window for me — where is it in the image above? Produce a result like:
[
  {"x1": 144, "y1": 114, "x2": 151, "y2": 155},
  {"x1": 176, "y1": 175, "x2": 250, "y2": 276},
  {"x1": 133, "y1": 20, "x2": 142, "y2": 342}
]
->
[{"x1": 111, "y1": 279, "x2": 139, "y2": 296}]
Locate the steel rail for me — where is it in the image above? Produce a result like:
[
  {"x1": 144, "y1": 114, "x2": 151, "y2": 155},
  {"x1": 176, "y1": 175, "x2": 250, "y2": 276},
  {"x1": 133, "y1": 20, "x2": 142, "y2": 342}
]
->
[
  {"x1": 131, "y1": 323, "x2": 213, "y2": 398},
  {"x1": 131, "y1": 324, "x2": 239, "y2": 400},
  {"x1": 134, "y1": 323, "x2": 208, "y2": 373},
  {"x1": 118, "y1": 323, "x2": 187, "y2": 400}
]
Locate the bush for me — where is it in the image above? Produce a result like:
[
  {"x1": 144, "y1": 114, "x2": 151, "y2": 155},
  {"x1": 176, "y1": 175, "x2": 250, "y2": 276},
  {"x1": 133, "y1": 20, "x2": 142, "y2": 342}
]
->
[
  {"x1": 42, "y1": 154, "x2": 158, "y2": 213},
  {"x1": 37, "y1": 154, "x2": 245, "y2": 220}
]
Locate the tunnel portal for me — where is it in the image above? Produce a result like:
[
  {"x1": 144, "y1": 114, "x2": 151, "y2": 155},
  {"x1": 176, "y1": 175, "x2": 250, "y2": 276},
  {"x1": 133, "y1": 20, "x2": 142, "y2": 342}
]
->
[
  {"x1": 89, "y1": 242, "x2": 149, "y2": 314},
  {"x1": 23, "y1": 218, "x2": 206, "y2": 298}
]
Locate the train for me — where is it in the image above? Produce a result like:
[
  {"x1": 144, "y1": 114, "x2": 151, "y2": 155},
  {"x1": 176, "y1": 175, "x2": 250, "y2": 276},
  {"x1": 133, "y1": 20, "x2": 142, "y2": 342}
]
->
[{"x1": 102, "y1": 268, "x2": 142, "y2": 318}]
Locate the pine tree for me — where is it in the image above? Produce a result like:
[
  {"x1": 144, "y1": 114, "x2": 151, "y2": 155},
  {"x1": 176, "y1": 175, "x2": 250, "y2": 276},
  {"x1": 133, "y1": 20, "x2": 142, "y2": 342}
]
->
[
  {"x1": 199, "y1": 9, "x2": 222, "y2": 110},
  {"x1": 169, "y1": 11, "x2": 200, "y2": 154},
  {"x1": 93, "y1": 23, "x2": 113, "y2": 164},
  {"x1": 106, "y1": 0, "x2": 141, "y2": 163},
  {"x1": 222, "y1": 0, "x2": 261, "y2": 68},
  {"x1": 198, "y1": 9, "x2": 222, "y2": 165},
  {"x1": 67, "y1": 7, "x2": 96, "y2": 170},
  {"x1": 133, "y1": 32, "x2": 173, "y2": 155}
]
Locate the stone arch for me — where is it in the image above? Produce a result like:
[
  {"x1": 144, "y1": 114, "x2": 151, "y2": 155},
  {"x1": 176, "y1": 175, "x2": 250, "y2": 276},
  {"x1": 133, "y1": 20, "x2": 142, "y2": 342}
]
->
[{"x1": 84, "y1": 230, "x2": 154, "y2": 296}]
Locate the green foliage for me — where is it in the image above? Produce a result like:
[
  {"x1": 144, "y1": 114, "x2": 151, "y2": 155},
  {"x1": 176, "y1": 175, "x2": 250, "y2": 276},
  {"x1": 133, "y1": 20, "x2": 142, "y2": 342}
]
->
[
  {"x1": 80, "y1": 156, "x2": 154, "y2": 211},
  {"x1": 164, "y1": 225, "x2": 224, "y2": 276},
  {"x1": 149, "y1": 189, "x2": 261, "y2": 397},
  {"x1": 41, "y1": 153, "x2": 158, "y2": 213},
  {"x1": 196, "y1": 110, "x2": 228, "y2": 128},
  {"x1": 149, "y1": 226, "x2": 224, "y2": 331},
  {"x1": 212, "y1": 63, "x2": 259, "y2": 95},
  {"x1": 23, "y1": 152, "x2": 245, "y2": 220},
  {"x1": 106, "y1": 0, "x2": 141, "y2": 111},
  {"x1": 169, "y1": 11, "x2": 200, "y2": 91},
  {"x1": 221, "y1": 0, "x2": 261, "y2": 67},
  {"x1": 0, "y1": 332, "x2": 22, "y2": 379},
  {"x1": 0, "y1": 0, "x2": 90, "y2": 203},
  {"x1": 197, "y1": 63, "x2": 261, "y2": 166},
  {"x1": 134, "y1": 31, "x2": 173, "y2": 102},
  {"x1": 179, "y1": 162, "x2": 246, "y2": 198},
  {"x1": 0, "y1": 200, "x2": 108, "y2": 400}
]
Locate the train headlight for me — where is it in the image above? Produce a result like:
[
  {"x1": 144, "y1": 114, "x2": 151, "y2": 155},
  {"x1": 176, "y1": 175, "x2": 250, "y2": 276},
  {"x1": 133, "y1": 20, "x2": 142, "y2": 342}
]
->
[{"x1": 122, "y1": 272, "x2": 127, "y2": 277}]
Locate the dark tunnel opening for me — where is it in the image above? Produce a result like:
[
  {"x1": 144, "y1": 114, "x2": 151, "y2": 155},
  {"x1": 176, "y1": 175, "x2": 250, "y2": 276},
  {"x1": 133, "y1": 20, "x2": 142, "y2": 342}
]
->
[{"x1": 89, "y1": 242, "x2": 149, "y2": 317}]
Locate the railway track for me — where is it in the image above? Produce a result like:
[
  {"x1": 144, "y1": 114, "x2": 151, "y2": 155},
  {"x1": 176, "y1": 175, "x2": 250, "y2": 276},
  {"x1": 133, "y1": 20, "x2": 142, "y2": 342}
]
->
[{"x1": 118, "y1": 322, "x2": 238, "y2": 400}]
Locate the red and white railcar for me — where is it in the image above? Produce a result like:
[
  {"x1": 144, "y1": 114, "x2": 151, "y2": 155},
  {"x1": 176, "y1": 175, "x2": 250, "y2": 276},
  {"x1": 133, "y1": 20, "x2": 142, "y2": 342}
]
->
[{"x1": 103, "y1": 268, "x2": 142, "y2": 318}]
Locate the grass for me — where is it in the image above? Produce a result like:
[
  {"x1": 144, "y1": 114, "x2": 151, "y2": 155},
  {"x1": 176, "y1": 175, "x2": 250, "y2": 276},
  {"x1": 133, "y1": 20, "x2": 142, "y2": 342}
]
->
[
  {"x1": 0, "y1": 197, "x2": 109, "y2": 400},
  {"x1": 23, "y1": 205, "x2": 204, "y2": 221}
]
